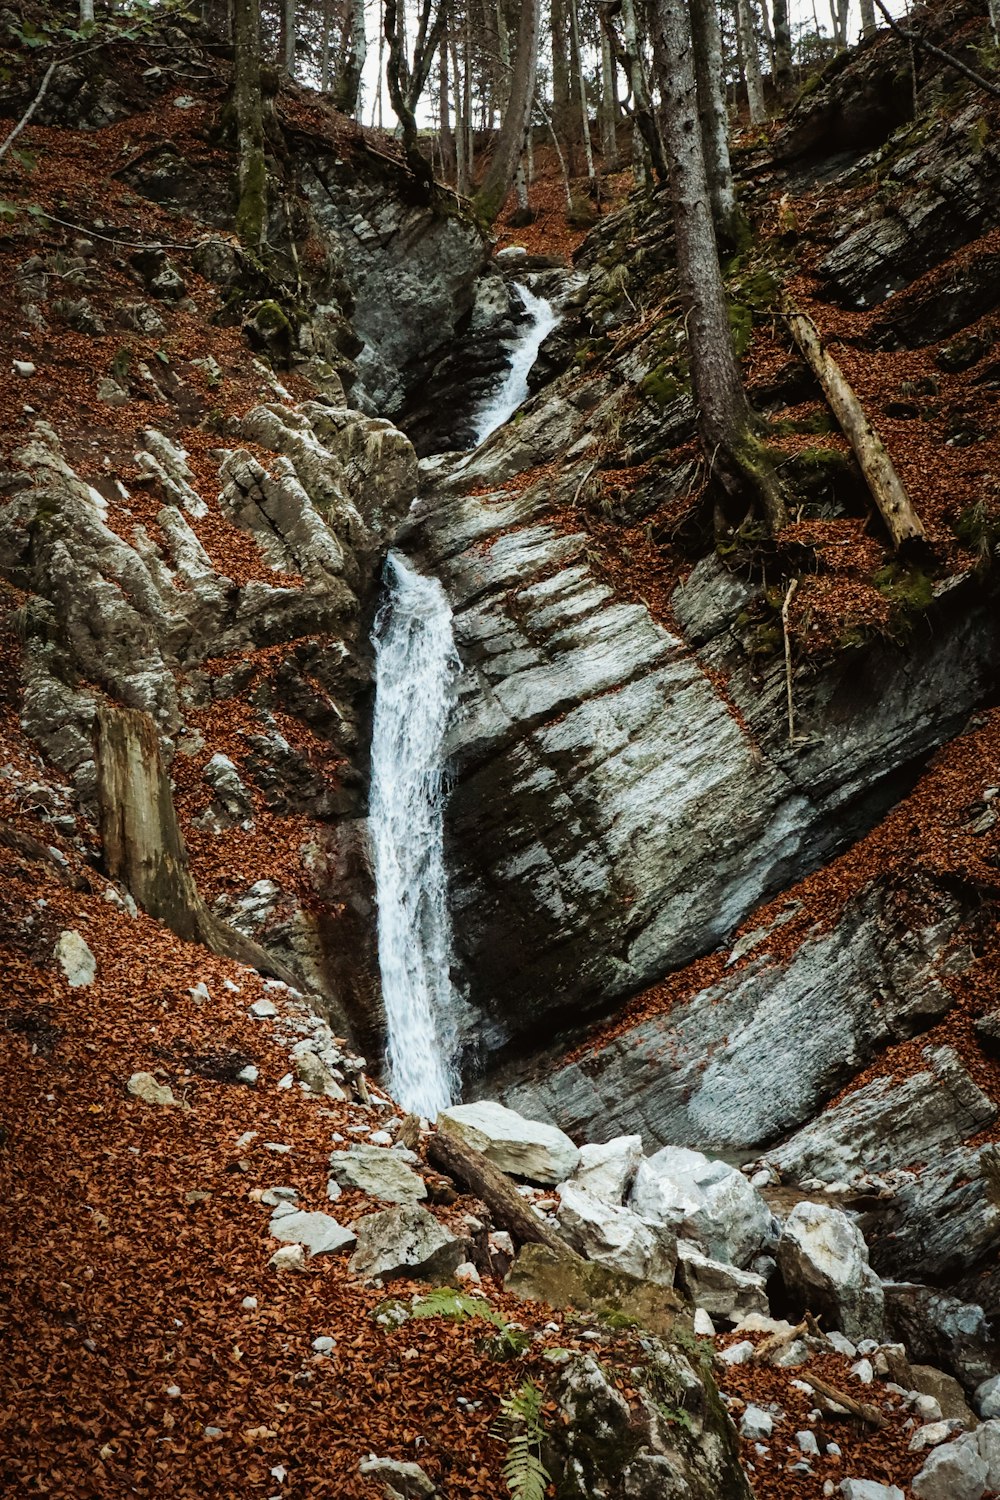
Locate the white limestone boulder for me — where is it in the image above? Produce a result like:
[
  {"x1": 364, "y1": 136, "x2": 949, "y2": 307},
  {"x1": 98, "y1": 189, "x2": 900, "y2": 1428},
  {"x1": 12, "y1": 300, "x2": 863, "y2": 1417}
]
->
[
  {"x1": 555, "y1": 1181, "x2": 676, "y2": 1285},
  {"x1": 348, "y1": 1204, "x2": 465, "y2": 1283},
  {"x1": 629, "y1": 1145, "x2": 773, "y2": 1267},
  {"x1": 269, "y1": 1209, "x2": 357, "y2": 1257},
  {"x1": 911, "y1": 1434, "x2": 988, "y2": 1500},
  {"x1": 328, "y1": 1144, "x2": 427, "y2": 1204},
  {"x1": 675, "y1": 1241, "x2": 770, "y2": 1323},
  {"x1": 777, "y1": 1201, "x2": 885, "y2": 1343},
  {"x1": 438, "y1": 1101, "x2": 579, "y2": 1185},
  {"x1": 569, "y1": 1135, "x2": 643, "y2": 1205}
]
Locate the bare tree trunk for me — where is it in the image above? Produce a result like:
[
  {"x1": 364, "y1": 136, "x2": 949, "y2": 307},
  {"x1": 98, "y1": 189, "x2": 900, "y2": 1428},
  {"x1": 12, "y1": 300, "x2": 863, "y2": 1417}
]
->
[
  {"x1": 736, "y1": 0, "x2": 766, "y2": 121},
  {"x1": 320, "y1": 0, "x2": 333, "y2": 90},
  {"x1": 859, "y1": 0, "x2": 877, "y2": 37},
  {"x1": 689, "y1": 0, "x2": 744, "y2": 248},
  {"x1": 384, "y1": 0, "x2": 446, "y2": 166},
  {"x1": 600, "y1": 23, "x2": 619, "y2": 168},
  {"x1": 233, "y1": 0, "x2": 267, "y2": 248},
  {"x1": 551, "y1": 0, "x2": 574, "y2": 173},
  {"x1": 333, "y1": 0, "x2": 367, "y2": 112},
  {"x1": 80, "y1": 0, "x2": 95, "y2": 23},
  {"x1": 451, "y1": 35, "x2": 469, "y2": 191},
  {"x1": 991, "y1": 0, "x2": 1000, "y2": 46},
  {"x1": 427, "y1": 1128, "x2": 573, "y2": 1252},
  {"x1": 784, "y1": 306, "x2": 926, "y2": 548},
  {"x1": 621, "y1": 0, "x2": 667, "y2": 179},
  {"x1": 757, "y1": 0, "x2": 775, "y2": 78},
  {"x1": 282, "y1": 0, "x2": 296, "y2": 76},
  {"x1": 652, "y1": 0, "x2": 787, "y2": 536},
  {"x1": 829, "y1": 0, "x2": 849, "y2": 49},
  {"x1": 569, "y1": 0, "x2": 596, "y2": 179},
  {"x1": 95, "y1": 706, "x2": 299, "y2": 986},
  {"x1": 772, "y1": 0, "x2": 792, "y2": 92},
  {"x1": 474, "y1": 0, "x2": 540, "y2": 220},
  {"x1": 438, "y1": 32, "x2": 454, "y2": 180}
]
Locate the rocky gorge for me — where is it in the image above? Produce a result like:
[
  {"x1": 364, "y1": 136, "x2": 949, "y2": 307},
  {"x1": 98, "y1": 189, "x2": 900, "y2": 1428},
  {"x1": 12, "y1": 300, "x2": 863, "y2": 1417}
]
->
[{"x1": 1, "y1": 3, "x2": 1000, "y2": 1498}]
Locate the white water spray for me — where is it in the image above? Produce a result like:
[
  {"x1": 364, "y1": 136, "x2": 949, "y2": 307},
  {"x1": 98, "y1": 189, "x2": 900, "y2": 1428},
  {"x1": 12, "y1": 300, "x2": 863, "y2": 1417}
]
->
[
  {"x1": 471, "y1": 281, "x2": 559, "y2": 446},
  {"x1": 370, "y1": 550, "x2": 462, "y2": 1118}
]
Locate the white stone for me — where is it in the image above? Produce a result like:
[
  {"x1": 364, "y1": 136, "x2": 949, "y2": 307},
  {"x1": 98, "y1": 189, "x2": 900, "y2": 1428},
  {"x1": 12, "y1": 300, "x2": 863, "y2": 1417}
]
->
[
  {"x1": 840, "y1": 1484, "x2": 905, "y2": 1500},
  {"x1": 269, "y1": 1243, "x2": 307, "y2": 1272},
  {"x1": 250, "y1": 998, "x2": 277, "y2": 1019},
  {"x1": 127, "y1": 1071, "x2": 180, "y2": 1108},
  {"x1": 909, "y1": 1393, "x2": 944, "y2": 1423},
  {"x1": 13, "y1": 360, "x2": 36, "y2": 377},
  {"x1": 348, "y1": 1204, "x2": 465, "y2": 1283},
  {"x1": 556, "y1": 1182, "x2": 676, "y2": 1284},
  {"x1": 740, "y1": 1405, "x2": 773, "y2": 1440},
  {"x1": 569, "y1": 1135, "x2": 643, "y2": 1205},
  {"x1": 242, "y1": 1296, "x2": 258, "y2": 1310},
  {"x1": 55, "y1": 930, "x2": 96, "y2": 987},
  {"x1": 629, "y1": 1144, "x2": 772, "y2": 1267},
  {"x1": 909, "y1": 1422, "x2": 955, "y2": 1451},
  {"x1": 438, "y1": 1101, "x2": 579, "y2": 1185},
  {"x1": 269, "y1": 1210, "x2": 356, "y2": 1257},
  {"x1": 911, "y1": 1439, "x2": 988, "y2": 1500},
  {"x1": 827, "y1": 1331, "x2": 859, "y2": 1357},
  {"x1": 797, "y1": 1431, "x2": 820, "y2": 1455},
  {"x1": 311, "y1": 1335, "x2": 335, "y2": 1354},
  {"x1": 694, "y1": 1308, "x2": 716, "y2": 1337},
  {"x1": 455, "y1": 1261, "x2": 481, "y2": 1284},
  {"x1": 720, "y1": 1340, "x2": 754, "y2": 1365},
  {"x1": 976, "y1": 1420, "x2": 1000, "y2": 1489},
  {"x1": 675, "y1": 1241, "x2": 769, "y2": 1322},
  {"x1": 328, "y1": 1144, "x2": 427, "y2": 1204},
  {"x1": 851, "y1": 1358, "x2": 875, "y2": 1384},
  {"x1": 776, "y1": 1201, "x2": 884, "y2": 1342},
  {"x1": 237, "y1": 1065, "x2": 259, "y2": 1086}
]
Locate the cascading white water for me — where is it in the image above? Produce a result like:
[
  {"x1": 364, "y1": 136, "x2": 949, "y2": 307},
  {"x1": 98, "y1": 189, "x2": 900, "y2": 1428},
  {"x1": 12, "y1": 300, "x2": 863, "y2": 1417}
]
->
[
  {"x1": 370, "y1": 549, "x2": 462, "y2": 1118},
  {"x1": 470, "y1": 280, "x2": 559, "y2": 446}
]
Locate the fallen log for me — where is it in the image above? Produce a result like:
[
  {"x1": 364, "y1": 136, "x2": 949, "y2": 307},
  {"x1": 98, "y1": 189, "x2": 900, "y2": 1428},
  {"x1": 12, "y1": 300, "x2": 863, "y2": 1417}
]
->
[
  {"x1": 426, "y1": 1128, "x2": 572, "y2": 1255},
  {"x1": 95, "y1": 703, "x2": 301, "y2": 988},
  {"x1": 783, "y1": 304, "x2": 927, "y2": 549},
  {"x1": 802, "y1": 1371, "x2": 887, "y2": 1429}
]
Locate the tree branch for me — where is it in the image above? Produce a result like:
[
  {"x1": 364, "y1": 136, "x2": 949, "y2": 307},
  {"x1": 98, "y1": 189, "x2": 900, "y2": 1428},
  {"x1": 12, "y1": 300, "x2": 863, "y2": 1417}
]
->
[{"x1": 871, "y1": 0, "x2": 1000, "y2": 99}]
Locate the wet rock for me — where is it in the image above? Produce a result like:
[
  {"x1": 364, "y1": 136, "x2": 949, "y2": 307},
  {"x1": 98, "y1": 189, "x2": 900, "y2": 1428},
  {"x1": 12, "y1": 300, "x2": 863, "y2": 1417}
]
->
[
  {"x1": 328, "y1": 1144, "x2": 427, "y2": 1204},
  {"x1": 438, "y1": 1101, "x2": 579, "y2": 1185},
  {"x1": 555, "y1": 1181, "x2": 677, "y2": 1285},
  {"x1": 55, "y1": 929, "x2": 96, "y2": 987},
  {"x1": 777, "y1": 1202, "x2": 885, "y2": 1342},
  {"x1": 348, "y1": 1205, "x2": 465, "y2": 1283},
  {"x1": 629, "y1": 1146, "x2": 773, "y2": 1268}
]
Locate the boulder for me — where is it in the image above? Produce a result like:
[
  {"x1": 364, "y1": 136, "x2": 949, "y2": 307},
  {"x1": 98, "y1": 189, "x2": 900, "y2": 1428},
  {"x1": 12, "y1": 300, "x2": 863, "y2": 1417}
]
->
[
  {"x1": 438, "y1": 1101, "x2": 579, "y2": 1185},
  {"x1": 268, "y1": 1209, "x2": 356, "y2": 1257},
  {"x1": 884, "y1": 1283, "x2": 996, "y2": 1392},
  {"x1": 506, "y1": 1243, "x2": 682, "y2": 1339},
  {"x1": 629, "y1": 1146, "x2": 773, "y2": 1268},
  {"x1": 776, "y1": 1202, "x2": 885, "y2": 1343},
  {"x1": 675, "y1": 1243, "x2": 770, "y2": 1323},
  {"x1": 555, "y1": 1181, "x2": 677, "y2": 1285},
  {"x1": 55, "y1": 930, "x2": 96, "y2": 987},
  {"x1": 348, "y1": 1205, "x2": 465, "y2": 1283},
  {"x1": 911, "y1": 1436, "x2": 988, "y2": 1500},
  {"x1": 867, "y1": 1145, "x2": 1000, "y2": 1283},
  {"x1": 328, "y1": 1144, "x2": 427, "y2": 1204},
  {"x1": 840, "y1": 1484, "x2": 905, "y2": 1500},
  {"x1": 569, "y1": 1135, "x2": 643, "y2": 1205},
  {"x1": 909, "y1": 1365, "x2": 979, "y2": 1427},
  {"x1": 975, "y1": 1375, "x2": 1000, "y2": 1419},
  {"x1": 977, "y1": 1420, "x2": 1000, "y2": 1489},
  {"x1": 358, "y1": 1456, "x2": 439, "y2": 1499}
]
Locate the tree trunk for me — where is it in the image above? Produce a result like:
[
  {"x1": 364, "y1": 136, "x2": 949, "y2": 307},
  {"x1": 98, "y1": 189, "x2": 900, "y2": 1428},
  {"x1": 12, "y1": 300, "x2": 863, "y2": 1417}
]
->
[
  {"x1": 652, "y1": 0, "x2": 787, "y2": 535},
  {"x1": 859, "y1": 0, "x2": 877, "y2": 37},
  {"x1": 427, "y1": 1128, "x2": 573, "y2": 1253},
  {"x1": 620, "y1": 0, "x2": 667, "y2": 179},
  {"x1": 438, "y1": 32, "x2": 454, "y2": 179},
  {"x1": 474, "y1": 0, "x2": 540, "y2": 221},
  {"x1": 95, "y1": 705, "x2": 300, "y2": 987},
  {"x1": 689, "y1": 0, "x2": 744, "y2": 249},
  {"x1": 829, "y1": 0, "x2": 849, "y2": 49},
  {"x1": 757, "y1": 0, "x2": 776, "y2": 78},
  {"x1": 79, "y1": 0, "x2": 95, "y2": 24},
  {"x1": 784, "y1": 306, "x2": 927, "y2": 548},
  {"x1": 551, "y1": 0, "x2": 574, "y2": 174},
  {"x1": 333, "y1": 0, "x2": 367, "y2": 113},
  {"x1": 233, "y1": 0, "x2": 267, "y2": 248},
  {"x1": 569, "y1": 0, "x2": 596, "y2": 179},
  {"x1": 736, "y1": 0, "x2": 766, "y2": 121},
  {"x1": 451, "y1": 35, "x2": 469, "y2": 192},
  {"x1": 600, "y1": 22, "x2": 619, "y2": 168},
  {"x1": 320, "y1": 0, "x2": 333, "y2": 90},
  {"x1": 772, "y1": 0, "x2": 792, "y2": 92},
  {"x1": 282, "y1": 0, "x2": 296, "y2": 76}
]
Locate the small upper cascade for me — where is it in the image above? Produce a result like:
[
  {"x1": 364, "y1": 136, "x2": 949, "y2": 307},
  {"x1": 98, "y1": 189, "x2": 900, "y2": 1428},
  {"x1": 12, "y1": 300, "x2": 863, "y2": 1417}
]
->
[
  {"x1": 469, "y1": 281, "x2": 559, "y2": 447},
  {"x1": 369, "y1": 549, "x2": 463, "y2": 1118}
]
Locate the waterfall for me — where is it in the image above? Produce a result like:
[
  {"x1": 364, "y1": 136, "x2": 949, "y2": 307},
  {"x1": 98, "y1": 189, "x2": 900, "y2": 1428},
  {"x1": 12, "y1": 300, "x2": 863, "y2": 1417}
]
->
[
  {"x1": 370, "y1": 549, "x2": 462, "y2": 1118},
  {"x1": 470, "y1": 281, "x2": 559, "y2": 447}
]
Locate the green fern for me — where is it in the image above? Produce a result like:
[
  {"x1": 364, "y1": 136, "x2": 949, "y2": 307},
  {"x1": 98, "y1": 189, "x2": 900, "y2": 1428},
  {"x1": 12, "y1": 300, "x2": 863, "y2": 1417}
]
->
[
  {"x1": 491, "y1": 1381, "x2": 551, "y2": 1500},
  {"x1": 410, "y1": 1289, "x2": 531, "y2": 1360}
]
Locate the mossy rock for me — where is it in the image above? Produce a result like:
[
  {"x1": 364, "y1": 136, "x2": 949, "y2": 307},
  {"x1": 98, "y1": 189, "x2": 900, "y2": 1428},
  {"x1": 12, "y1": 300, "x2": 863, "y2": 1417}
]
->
[{"x1": 506, "y1": 1243, "x2": 682, "y2": 1338}]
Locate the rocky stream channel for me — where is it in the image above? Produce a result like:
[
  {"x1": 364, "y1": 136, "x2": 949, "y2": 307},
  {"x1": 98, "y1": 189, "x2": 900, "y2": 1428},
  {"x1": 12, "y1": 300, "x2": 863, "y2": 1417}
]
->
[{"x1": 3, "y1": 8, "x2": 1000, "y2": 1498}]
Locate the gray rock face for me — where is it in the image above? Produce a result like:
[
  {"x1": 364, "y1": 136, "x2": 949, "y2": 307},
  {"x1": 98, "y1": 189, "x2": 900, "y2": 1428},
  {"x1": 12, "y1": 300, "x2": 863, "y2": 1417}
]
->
[
  {"x1": 496, "y1": 884, "x2": 973, "y2": 1153},
  {"x1": 867, "y1": 1144, "x2": 1000, "y2": 1283},
  {"x1": 976, "y1": 1376, "x2": 1000, "y2": 1420},
  {"x1": 570, "y1": 1135, "x2": 644, "y2": 1205},
  {"x1": 406, "y1": 456, "x2": 997, "y2": 1082},
  {"x1": 839, "y1": 1484, "x2": 905, "y2": 1500},
  {"x1": 777, "y1": 1202, "x2": 885, "y2": 1343},
  {"x1": 629, "y1": 1147, "x2": 773, "y2": 1268},
  {"x1": 348, "y1": 1204, "x2": 465, "y2": 1283},
  {"x1": 675, "y1": 1243, "x2": 769, "y2": 1324},
  {"x1": 437, "y1": 1101, "x2": 579, "y2": 1185},
  {"x1": 300, "y1": 157, "x2": 486, "y2": 415},
  {"x1": 328, "y1": 1144, "x2": 427, "y2": 1204},
  {"x1": 911, "y1": 1435, "x2": 988, "y2": 1500},
  {"x1": 760, "y1": 1045, "x2": 996, "y2": 1186},
  {"x1": 884, "y1": 1284, "x2": 997, "y2": 1393}
]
